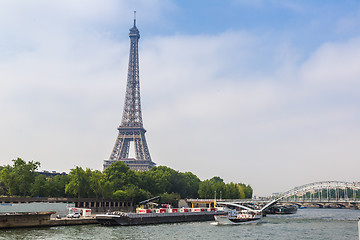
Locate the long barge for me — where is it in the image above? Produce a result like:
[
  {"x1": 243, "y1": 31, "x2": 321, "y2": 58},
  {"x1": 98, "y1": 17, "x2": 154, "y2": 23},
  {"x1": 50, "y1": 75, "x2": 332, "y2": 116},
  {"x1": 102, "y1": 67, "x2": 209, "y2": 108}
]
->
[
  {"x1": 96, "y1": 208, "x2": 225, "y2": 226},
  {"x1": 0, "y1": 212, "x2": 97, "y2": 229}
]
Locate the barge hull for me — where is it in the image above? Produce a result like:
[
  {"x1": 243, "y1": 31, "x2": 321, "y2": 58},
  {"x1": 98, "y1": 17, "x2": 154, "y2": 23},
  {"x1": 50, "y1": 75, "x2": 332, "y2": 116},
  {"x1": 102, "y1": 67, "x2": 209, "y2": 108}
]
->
[
  {"x1": 0, "y1": 212, "x2": 97, "y2": 229},
  {"x1": 97, "y1": 212, "x2": 223, "y2": 226}
]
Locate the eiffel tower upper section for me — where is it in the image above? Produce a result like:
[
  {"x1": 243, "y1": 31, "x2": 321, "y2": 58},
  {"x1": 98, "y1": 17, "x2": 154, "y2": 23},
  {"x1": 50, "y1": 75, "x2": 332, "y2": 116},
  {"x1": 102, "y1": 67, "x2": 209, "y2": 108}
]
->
[
  {"x1": 104, "y1": 13, "x2": 156, "y2": 171},
  {"x1": 121, "y1": 16, "x2": 142, "y2": 128}
]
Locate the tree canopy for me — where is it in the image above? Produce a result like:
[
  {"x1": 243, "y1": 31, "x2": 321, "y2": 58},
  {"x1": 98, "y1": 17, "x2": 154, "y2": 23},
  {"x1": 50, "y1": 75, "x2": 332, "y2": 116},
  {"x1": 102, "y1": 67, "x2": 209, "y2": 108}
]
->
[{"x1": 0, "y1": 158, "x2": 254, "y2": 202}]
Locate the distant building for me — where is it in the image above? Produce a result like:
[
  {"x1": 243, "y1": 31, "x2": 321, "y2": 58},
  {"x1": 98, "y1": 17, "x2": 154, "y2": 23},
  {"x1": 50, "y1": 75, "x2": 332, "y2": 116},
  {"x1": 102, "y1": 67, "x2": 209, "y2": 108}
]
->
[{"x1": 37, "y1": 170, "x2": 67, "y2": 177}]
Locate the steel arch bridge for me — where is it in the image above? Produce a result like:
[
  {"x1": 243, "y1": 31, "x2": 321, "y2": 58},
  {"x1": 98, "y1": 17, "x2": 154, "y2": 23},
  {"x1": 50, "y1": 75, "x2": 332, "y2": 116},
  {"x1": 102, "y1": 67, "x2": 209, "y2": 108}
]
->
[
  {"x1": 260, "y1": 181, "x2": 360, "y2": 210},
  {"x1": 278, "y1": 181, "x2": 360, "y2": 199},
  {"x1": 216, "y1": 181, "x2": 360, "y2": 212}
]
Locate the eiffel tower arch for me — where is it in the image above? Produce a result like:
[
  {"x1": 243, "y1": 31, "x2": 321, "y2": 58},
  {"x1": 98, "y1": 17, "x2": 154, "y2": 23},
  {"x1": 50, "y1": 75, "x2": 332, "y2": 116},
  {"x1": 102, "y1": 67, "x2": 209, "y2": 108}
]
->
[{"x1": 103, "y1": 13, "x2": 156, "y2": 171}]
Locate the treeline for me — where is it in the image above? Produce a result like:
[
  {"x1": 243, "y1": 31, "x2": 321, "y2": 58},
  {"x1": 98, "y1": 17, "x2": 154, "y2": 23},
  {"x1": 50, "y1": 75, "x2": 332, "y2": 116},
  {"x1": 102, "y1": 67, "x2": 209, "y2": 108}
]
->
[{"x1": 0, "y1": 158, "x2": 252, "y2": 203}]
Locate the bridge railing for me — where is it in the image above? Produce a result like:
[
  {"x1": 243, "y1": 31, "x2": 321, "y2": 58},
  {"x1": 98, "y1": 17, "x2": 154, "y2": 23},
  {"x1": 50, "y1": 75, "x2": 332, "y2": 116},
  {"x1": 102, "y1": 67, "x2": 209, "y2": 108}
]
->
[{"x1": 279, "y1": 198, "x2": 360, "y2": 203}]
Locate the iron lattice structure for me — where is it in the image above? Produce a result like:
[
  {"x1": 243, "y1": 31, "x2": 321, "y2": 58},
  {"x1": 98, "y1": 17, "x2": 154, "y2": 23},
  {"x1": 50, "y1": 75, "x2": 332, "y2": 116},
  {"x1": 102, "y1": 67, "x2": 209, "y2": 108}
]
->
[{"x1": 104, "y1": 16, "x2": 156, "y2": 171}]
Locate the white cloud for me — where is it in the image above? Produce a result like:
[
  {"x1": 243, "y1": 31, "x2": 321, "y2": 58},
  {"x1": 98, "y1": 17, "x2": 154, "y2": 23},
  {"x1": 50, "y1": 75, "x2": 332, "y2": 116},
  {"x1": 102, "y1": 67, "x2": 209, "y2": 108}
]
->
[
  {"x1": 0, "y1": 1, "x2": 359, "y2": 196},
  {"x1": 300, "y1": 37, "x2": 360, "y2": 89},
  {"x1": 139, "y1": 31, "x2": 360, "y2": 195},
  {"x1": 0, "y1": 0, "x2": 174, "y2": 171}
]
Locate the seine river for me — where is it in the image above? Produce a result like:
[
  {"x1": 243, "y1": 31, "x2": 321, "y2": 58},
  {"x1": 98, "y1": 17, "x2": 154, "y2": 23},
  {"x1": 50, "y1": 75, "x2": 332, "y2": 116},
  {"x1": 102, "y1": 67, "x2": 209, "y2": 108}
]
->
[{"x1": 1, "y1": 208, "x2": 359, "y2": 240}]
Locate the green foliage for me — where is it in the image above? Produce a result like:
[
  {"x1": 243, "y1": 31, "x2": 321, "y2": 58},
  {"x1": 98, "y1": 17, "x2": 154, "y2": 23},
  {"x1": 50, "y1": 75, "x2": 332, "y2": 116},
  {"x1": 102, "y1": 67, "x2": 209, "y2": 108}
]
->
[
  {"x1": 65, "y1": 167, "x2": 93, "y2": 198},
  {"x1": 145, "y1": 166, "x2": 173, "y2": 194},
  {"x1": 46, "y1": 174, "x2": 70, "y2": 197},
  {"x1": 243, "y1": 184, "x2": 253, "y2": 199},
  {"x1": 183, "y1": 172, "x2": 201, "y2": 198},
  {"x1": 104, "y1": 161, "x2": 140, "y2": 190},
  {"x1": 0, "y1": 167, "x2": 17, "y2": 196},
  {"x1": 0, "y1": 158, "x2": 40, "y2": 196},
  {"x1": 0, "y1": 159, "x2": 253, "y2": 201},
  {"x1": 137, "y1": 166, "x2": 201, "y2": 199},
  {"x1": 31, "y1": 175, "x2": 48, "y2": 197},
  {"x1": 113, "y1": 190, "x2": 127, "y2": 199},
  {"x1": 90, "y1": 170, "x2": 102, "y2": 199},
  {"x1": 160, "y1": 192, "x2": 181, "y2": 204},
  {"x1": 113, "y1": 186, "x2": 150, "y2": 203},
  {"x1": 198, "y1": 176, "x2": 251, "y2": 199}
]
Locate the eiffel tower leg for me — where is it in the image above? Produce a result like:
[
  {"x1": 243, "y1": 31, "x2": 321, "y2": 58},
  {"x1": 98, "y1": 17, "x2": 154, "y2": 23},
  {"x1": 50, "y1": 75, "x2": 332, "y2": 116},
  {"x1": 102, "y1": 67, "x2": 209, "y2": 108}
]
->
[
  {"x1": 109, "y1": 132, "x2": 122, "y2": 160},
  {"x1": 109, "y1": 132, "x2": 130, "y2": 161},
  {"x1": 141, "y1": 133, "x2": 151, "y2": 161},
  {"x1": 134, "y1": 137, "x2": 145, "y2": 160},
  {"x1": 134, "y1": 131, "x2": 152, "y2": 161},
  {"x1": 119, "y1": 138, "x2": 130, "y2": 159}
]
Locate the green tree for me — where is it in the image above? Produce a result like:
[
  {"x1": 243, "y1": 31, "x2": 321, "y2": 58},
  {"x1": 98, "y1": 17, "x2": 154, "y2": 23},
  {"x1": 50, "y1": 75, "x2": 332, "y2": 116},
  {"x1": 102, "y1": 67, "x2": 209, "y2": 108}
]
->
[
  {"x1": 12, "y1": 158, "x2": 40, "y2": 196},
  {"x1": 104, "y1": 161, "x2": 132, "y2": 191},
  {"x1": 99, "y1": 175, "x2": 113, "y2": 199},
  {"x1": 243, "y1": 184, "x2": 253, "y2": 199},
  {"x1": 198, "y1": 177, "x2": 252, "y2": 199},
  {"x1": 209, "y1": 177, "x2": 226, "y2": 199},
  {"x1": 0, "y1": 167, "x2": 17, "y2": 196},
  {"x1": 183, "y1": 172, "x2": 201, "y2": 198},
  {"x1": 2, "y1": 159, "x2": 253, "y2": 200},
  {"x1": 145, "y1": 166, "x2": 173, "y2": 194},
  {"x1": 223, "y1": 182, "x2": 240, "y2": 199},
  {"x1": 113, "y1": 189, "x2": 127, "y2": 200},
  {"x1": 84, "y1": 168, "x2": 93, "y2": 197},
  {"x1": 31, "y1": 175, "x2": 48, "y2": 197},
  {"x1": 113, "y1": 185, "x2": 150, "y2": 203},
  {"x1": 236, "y1": 184, "x2": 246, "y2": 199},
  {"x1": 160, "y1": 192, "x2": 181, "y2": 205},
  {"x1": 169, "y1": 171, "x2": 186, "y2": 198},
  {"x1": 47, "y1": 174, "x2": 70, "y2": 197},
  {"x1": 198, "y1": 179, "x2": 214, "y2": 198},
  {"x1": 65, "y1": 166, "x2": 91, "y2": 198},
  {"x1": 90, "y1": 170, "x2": 102, "y2": 199},
  {"x1": 136, "y1": 171, "x2": 153, "y2": 193}
]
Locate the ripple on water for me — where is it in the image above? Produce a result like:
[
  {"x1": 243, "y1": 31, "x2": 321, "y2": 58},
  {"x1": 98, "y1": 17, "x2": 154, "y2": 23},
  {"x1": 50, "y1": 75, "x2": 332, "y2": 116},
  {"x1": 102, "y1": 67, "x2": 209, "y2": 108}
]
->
[{"x1": 0, "y1": 209, "x2": 359, "y2": 240}]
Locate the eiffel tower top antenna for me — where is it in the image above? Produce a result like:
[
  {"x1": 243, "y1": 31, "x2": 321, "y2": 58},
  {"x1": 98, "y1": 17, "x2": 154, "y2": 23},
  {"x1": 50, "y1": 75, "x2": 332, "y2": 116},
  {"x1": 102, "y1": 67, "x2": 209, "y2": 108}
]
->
[{"x1": 133, "y1": 11, "x2": 136, "y2": 26}]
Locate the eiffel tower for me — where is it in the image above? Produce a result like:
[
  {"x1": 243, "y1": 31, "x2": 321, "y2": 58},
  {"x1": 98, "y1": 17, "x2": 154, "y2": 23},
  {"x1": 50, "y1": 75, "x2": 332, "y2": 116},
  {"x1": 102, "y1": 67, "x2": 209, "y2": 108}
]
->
[{"x1": 104, "y1": 13, "x2": 156, "y2": 171}]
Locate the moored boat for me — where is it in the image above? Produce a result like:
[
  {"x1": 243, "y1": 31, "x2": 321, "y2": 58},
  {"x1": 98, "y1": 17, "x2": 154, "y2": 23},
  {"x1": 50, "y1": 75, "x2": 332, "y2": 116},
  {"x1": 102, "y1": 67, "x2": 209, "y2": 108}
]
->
[
  {"x1": 213, "y1": 202, "x2": 262, "y2": 225},
  {"x1": 265, "y1": 205, "x2": 298, "y2": 214},
  {"x1": 213, "y1": 208, "x2": 262, "y2": 225}
]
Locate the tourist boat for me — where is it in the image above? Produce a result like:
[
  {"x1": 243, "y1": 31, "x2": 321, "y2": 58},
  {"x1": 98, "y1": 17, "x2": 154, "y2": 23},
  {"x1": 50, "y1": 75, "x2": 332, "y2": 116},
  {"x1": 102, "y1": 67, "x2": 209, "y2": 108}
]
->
[{"x1": 213, "y1": 202, "x2": 262, "y2": 225}]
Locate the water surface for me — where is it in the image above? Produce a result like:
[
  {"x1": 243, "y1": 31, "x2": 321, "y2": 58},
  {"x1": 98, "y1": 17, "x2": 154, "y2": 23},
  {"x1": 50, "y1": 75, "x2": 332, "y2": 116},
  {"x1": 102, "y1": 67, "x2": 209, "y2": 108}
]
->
[{"x1": 1, "y1": 208, "x2": 359, "y2": 240}]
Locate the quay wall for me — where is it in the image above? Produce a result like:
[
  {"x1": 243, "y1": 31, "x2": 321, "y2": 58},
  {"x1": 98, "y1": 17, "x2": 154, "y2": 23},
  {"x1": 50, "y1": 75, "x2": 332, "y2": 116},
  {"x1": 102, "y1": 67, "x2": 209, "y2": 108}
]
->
[
  {"x1": 297, "y1": 202, "x2": 360, "y2": 209},
  {"x1": 0, "y1": 202, "x2": 72, "y2": 217},
  {"x1": 0, "y1": 197, "x2": 134, "y2": 213}
]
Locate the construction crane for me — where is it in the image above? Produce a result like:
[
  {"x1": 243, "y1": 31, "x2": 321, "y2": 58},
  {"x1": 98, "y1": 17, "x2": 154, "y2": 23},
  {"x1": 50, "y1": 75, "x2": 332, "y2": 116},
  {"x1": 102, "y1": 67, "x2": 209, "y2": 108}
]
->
[{"x1": 138, "y1": 196, "x2": 161, "y2": 209}]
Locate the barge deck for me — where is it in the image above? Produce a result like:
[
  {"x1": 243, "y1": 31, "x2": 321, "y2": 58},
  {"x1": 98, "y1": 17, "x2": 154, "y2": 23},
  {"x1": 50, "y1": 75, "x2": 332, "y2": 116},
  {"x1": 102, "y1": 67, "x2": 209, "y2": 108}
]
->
[{"x1": 97, "y1": 210, "x2": 224, "y2": 226}]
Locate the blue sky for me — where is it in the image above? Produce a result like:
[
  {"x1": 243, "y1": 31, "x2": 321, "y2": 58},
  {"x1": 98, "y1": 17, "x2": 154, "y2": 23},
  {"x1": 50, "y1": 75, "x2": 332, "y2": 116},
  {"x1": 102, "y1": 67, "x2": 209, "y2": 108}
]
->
[{"x1": 1, "y1": 0, "x2": 360, "y2": 196}]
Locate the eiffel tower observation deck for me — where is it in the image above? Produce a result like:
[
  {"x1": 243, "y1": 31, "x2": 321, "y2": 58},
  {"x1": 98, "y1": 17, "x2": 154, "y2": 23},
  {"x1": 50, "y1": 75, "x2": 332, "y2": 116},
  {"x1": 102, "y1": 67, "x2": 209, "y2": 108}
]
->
[{"x1": 104, "y1": 13, "x2": 156, "y2": 171}]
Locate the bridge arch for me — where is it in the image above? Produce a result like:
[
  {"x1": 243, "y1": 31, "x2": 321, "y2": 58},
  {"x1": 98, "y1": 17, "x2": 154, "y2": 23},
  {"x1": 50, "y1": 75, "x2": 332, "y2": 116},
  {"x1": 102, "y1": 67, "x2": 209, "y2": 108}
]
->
[{"x1": 261, "y1": 181, "x2": 360, "y2": 211}]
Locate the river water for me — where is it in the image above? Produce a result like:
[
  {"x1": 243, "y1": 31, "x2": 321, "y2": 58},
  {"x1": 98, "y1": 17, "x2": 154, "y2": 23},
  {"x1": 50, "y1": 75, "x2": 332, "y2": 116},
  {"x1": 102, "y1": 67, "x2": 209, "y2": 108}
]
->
[{"x1": 1, "y1": 208, "x2": 359, "y2": 240}]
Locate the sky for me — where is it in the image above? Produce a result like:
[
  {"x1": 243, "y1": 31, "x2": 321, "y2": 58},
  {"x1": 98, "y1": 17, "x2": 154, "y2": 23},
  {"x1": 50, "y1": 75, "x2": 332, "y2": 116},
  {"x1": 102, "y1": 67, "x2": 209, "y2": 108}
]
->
[{"x1": 1, "y1": 0, "x2": 360, "y2": 196}]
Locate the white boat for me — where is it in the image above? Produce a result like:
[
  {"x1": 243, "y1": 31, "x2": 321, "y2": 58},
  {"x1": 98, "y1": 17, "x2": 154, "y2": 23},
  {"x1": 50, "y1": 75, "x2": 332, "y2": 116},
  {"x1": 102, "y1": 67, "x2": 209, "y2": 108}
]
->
[{"x1": 213, "y1": 202, "x2": 262, "y2": 225}]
